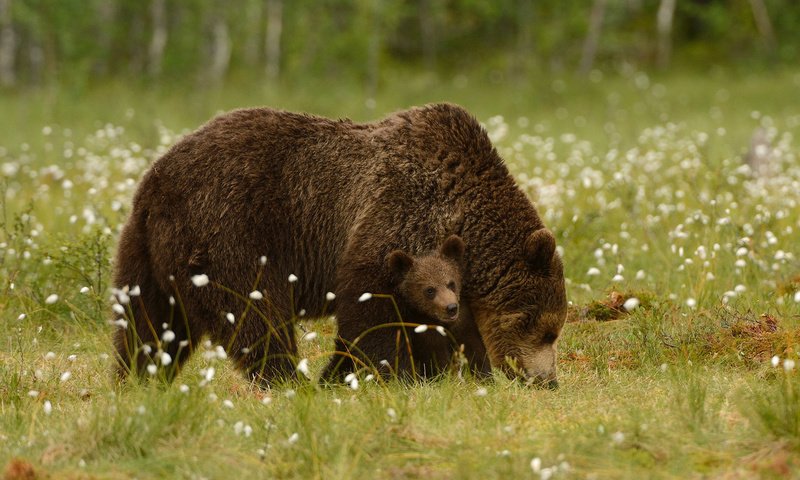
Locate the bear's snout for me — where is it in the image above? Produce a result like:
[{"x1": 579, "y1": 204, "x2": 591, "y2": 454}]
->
[{"x1": 446, "y1": 303, "x2": 458, "y2": 319}]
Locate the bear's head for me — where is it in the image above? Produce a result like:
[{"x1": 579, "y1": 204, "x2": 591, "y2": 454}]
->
[
  {"x1": 471, "y1": 228, "x2": 567, "y2": 389},
  {"x1": 386, "y1": 235, "x2": 465, "y2": 326}
]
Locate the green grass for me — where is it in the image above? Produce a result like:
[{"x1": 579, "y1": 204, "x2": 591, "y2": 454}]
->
[{"x1": 2, "y1": 68, "x2": 800, "y2": 478}]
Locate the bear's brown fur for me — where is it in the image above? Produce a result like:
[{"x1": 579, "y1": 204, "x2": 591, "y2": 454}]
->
[{"x1": 112, "y1": 103, "x2": 566, "y2": 387}]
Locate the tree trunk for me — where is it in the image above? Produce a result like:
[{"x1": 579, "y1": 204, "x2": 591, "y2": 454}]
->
[
  {"x1": 0, "y1": 0, "x2": 16, "y2": 87},
  {"x1": 419, "y1": 0, "x2": 437, "y2": 73},
  {"x1": 656, "y1": 0, "x2": 676, "y2": 69},
  {"x1": 748, "y1": 0, "x2": 776, "y2": 50},
  {"x1": 515, "y1": 0, "x2": 534, "y2": 76},
  {"x1": 208, "y1": 11, "x2": 231, "y2": 84},
  {"x1": 148, "y1": 0, "x2": 168, "y2": 77},
  {"x1": 366, "y1": 0, "x2": 381, "y2": 103},
  {"x1": 93, "y1": 0, "x2": 116, "y2": 76},
  {"x1": 265, "y1": 0, "x2": 282, "y2": 80},
  {"x1": 243, "y1": 0, "x2": 263, "y2": 67},
  {"x1": 579, "y1": 0, "x2": 607, "y2": 74}
]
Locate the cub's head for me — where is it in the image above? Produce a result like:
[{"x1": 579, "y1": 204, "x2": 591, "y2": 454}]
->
[{"x1": 386, "y1": 235, "x2": 465, "y2": 326}]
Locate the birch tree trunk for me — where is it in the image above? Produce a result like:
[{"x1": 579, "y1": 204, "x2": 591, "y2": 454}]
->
[
  {"x1": 366, "y1": 0, "x2": 381, "y2": 102},
  {"x1": 0, "y1": 0, "x2": 15, "y2": 87},
  {"x1": 265, "y1": 0, "x2": 282, "y2": 80},
  {"x1": 148, "y1": 0, "x2": 168, "y2": 77},
  {"x1": 208, "y1": 11, "x2": 231, "y2": 84},
  {"x1": 419, "y1": 0, "x2": 437, "y2": 73},
  {"x1": 748, "y1": 0, "x2": 776, "y2": 50},
  {"x1": 656, "y1": 0, "x2": 676, "y2": 69},
  {"x1": 579, "y1": 0, "x2": 607, "y2": 74}
]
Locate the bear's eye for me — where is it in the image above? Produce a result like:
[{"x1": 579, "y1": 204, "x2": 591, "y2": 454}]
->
[
  {"x1": 424, "y1": 287, "x2": 436, "y2": 299},
  {"x1": 447, "y1": 281, "x2": 456, "y2": 292},
  {"x1": 542, "y1": 331, "x2": 558, "y2": 344}
]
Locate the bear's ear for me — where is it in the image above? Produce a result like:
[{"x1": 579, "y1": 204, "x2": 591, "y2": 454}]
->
[
  {"x1": 524, "y1": 229, "x2": 556, "y2": 271},
  {"x1": 439, "y1": 234, "x2": 465, "y2": 263},
  {"x1": 386, "y1": 250, "x2": 414, "y2": 278}
]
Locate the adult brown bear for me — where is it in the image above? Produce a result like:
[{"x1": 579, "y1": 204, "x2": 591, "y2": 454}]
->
[{"x1": 112, "y1": 103, "x2": 567, "y2": 387}]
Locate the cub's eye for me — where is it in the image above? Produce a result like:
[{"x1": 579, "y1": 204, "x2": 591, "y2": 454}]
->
[
  {"x1": 447, "y1": 281, "x2": 456, "y2": 291},
  {"x1": 424, "y1": 287, "x2": 436, "y2": 299}
]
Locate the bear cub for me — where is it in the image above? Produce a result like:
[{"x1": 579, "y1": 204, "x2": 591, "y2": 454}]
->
[{"x1": 386, "y1": 235, "x2": 465, "y2": 327}]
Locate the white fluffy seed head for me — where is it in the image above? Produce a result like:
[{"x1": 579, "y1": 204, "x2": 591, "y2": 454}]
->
[
  {"x1": 45, "y1": 294, "x2": 59, "y2": 305},
  {"x1": 623, "y1": 297, "x2": 640, "y2": 311},
  {"x1": 191, "y1": 274, "x2": 209, "y2": 287},
  {"x1": 326, "y1": 292, "x2": 336, "y2": 301},
  {"x1": 414, "y1": 324, "x2": 428, "y2": 333},
  {"x1": 146, "y1": 364, "x2": 157, "y2": 375},
  {"x1": 226, "y1": 312, "x2": 235, "y2": 324},
  {"x1": 161, "y1": 352, "x2": 172, "y2": 366},
  {"x1": 43, "y1": 400, "x2": 53, "y2": 415},
  {"x1": 288, "y1": 274, "x2": 298, "y2": 283},
  {"x1": 358, "y1": 292, "x2": 373, "y2": 302},
  {"x1": 249, "y1": 290, "x2": 264, "y2": 300},
  {"x1": 162, "y1": 330, "x2": 176, "y2": 343},
  {"x1": 771, "y1": 355, "x2": 780, "y2": 367},
  {"x1": 296, "y1": 358, "x2": 310, "y2": 378}
]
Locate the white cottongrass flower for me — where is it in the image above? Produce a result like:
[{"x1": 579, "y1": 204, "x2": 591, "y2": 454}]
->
[
  {"x1": 587, "y1": 267, "x2": 600, "y2": 276},
  {"x1": 191, "y1": 274, "x2": 209, "y2": 287},
  {"x1": 635, "y1": 270, "x2": 646, "y2": 280},
  {"x1": 326, "y1": 292, "x2": 336, "y2": 301},
  {"x1": 612, "y1": 274, "x2": 624, "y2": 282},
  {"x1": 288, "y1": 433, "x2": 300, "y2": 444},
  {"x1": 623, "y1": 297, "x2": 640, "y2": 311},
  {"x1": 179, "y1": 384, "x2": 190, "y2": 393},
  {"x1": 60, "y1": 371, "x2": 72, "y2": 382},
  {"x1": 303, "y1": 331, "x2": 318, "y2": 341},
  {"x1": 414, "y1": 325, "x2": 428, "y2": 333},
  {"x1": 475, "y1": 387, "x2": 488, "y2": 397},
  {"x1": 45, "y1": 352, "x2": 56, "y2": 360},
  {"x1": 67, "y1": 354, "x2": 77, "y2": 362},
  {"x1": 358, "y1": 292, "x2": 373, "y2": 302},
  {"x1": 387, "y1": 408, "x2": 397, "y2": 420},
  {"x1": 130, "y1": 285, "x2": 141, "y2": 296},
  {"x1": 28, "y1": 390, "x2": 39, "y2": 397},
  {"x1": 288, "y1": 274, "x2": 298, "y2": 283},
  {"x1": 734, "y1": 284, "x2": 747, "y2": 294},
  {"x1": 45, "y1": 294, "x2": 59, "y2": 304},
  {"x1": 261, "y1": 395, "x2": 272, "y2": 405},
  {"x1": 43, "y1": 400, "x2": 53, "y2": 415},
  {"x1": 612, "y1": 431, "x2": 625, "y2": 444},
  {"x1": 435, "y1": 326, "x2": 447, "y2": 336},
  {"x1": 226, "y1": 312, "x2": 235, "y2": 324},
  {"x1": 686, "y1": 298, "x2": 697, "y2": 308},
  {"x1": 771, "y1": 355, "x2": 780, "y2": 367},
  {"x1": 785, "y1": 359, "x2": 796, "y2": 372},
  {"x1": 162, "y1": 330, "x2": 176, "y2": 343},
  {"x1": 296, "y1": 358, "x2": 310, "y2": 378},
  {"x1": 160, "y1": 352, "x2": 172, "y2": 366},
  {"x1": 112, "y1": 303, "x2": 125, "y2": 314},
  {"x1": 259, "y1": 256, "x2": 267, "y2": 265},
  {"x1": 223, "y1": 399, "x2": 234, "y2": 409},
  {"x1": 794, "y1": 291, "x2": 800, "y2": 303},
  {"x1": 530, "y1": 457, "x2": 542, "y2": 473},
  {"x1": 285, "y1": 389, "x2": 296, "y2": 399},
  {"x1": 147, "y1": 364, "x2": 157, "y2": 375},
  {"x1": 249, "y1": 290, "x2": 264, "y2": 300},
  {"x1": 80, "y1": 286, "x2": 90, "y2": 294},
  {"x1": 349, "y1": 378, "x2": 359, "y2": 390},
  {"x1": 17, "y1": 313, "x2": 26, "y2": 320}
]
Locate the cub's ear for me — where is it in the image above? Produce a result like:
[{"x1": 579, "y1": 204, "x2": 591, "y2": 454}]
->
[
  {"x1": 524, "y1": 228, "x2": 556, "y2": 271},
  {"x1": 439, "y1": 234, "x2": 465, "y2": 263},
  {"x1": 386, "y1": 250, "x2": 414, "y2": 278}
]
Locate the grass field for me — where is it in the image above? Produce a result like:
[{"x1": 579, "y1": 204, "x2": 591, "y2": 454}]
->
[{"x1": 2, "y1": 69, "x2": 800, "y2": 479}]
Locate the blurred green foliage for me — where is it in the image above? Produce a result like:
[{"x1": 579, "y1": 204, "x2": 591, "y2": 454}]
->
[{"x1": 0, "y1": 0, "x2": 798, "y2": 90}]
